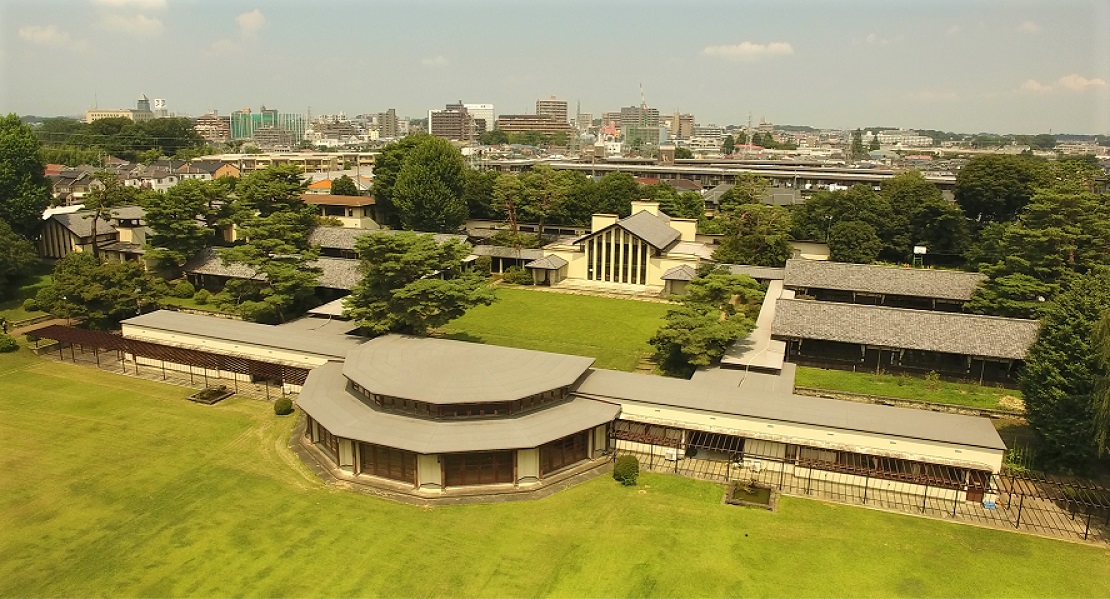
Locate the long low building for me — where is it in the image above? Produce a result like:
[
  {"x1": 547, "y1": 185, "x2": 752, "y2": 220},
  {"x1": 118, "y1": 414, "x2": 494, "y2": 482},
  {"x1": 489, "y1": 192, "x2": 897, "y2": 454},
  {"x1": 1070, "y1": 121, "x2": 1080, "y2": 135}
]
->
[
  {"x1": 771, "y1": 298, "x2": 1040, "y2": 381},
  {"x1": 783, "y1": 259, "x2": 987, "y2": 311},
  {"x1": 110, "y1": 310, "x2": 1007, "y2": 503}
]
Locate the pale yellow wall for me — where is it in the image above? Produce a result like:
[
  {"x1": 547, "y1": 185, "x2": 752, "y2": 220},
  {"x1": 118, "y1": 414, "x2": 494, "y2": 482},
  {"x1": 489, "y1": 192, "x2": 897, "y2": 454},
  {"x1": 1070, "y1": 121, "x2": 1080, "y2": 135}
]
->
[
  {"x1": 121, "y1": 324, "x2": 334, "y2": 368},
  {"x1": 647, "y1": 255, "x2": 700, "y2": 286},
  {"x1": 517, "y1": 448, "x2": 540, "y2": 483},
  {"x1": 630, "y1": 200, "x2": 659, "y2": 216},
  {"x1": 791, "y1": 241, "x2": 830, "y2": 260},
  {"x1": 417, "y1": 454, "x2": 441, "y2": 489},
  {"x1": 670, "y1": 218, "x2": 698, "y2": 242},
  {"x1": 338, "y1": 438, "x2": 355, "y2": 469},
  {"x1": 592, "y1": 424, "x2": 609, "y2": 457},
  {"x1": 618, "y1": 400, "x2": 1003, "y2": 473},
  {"x1": 547, "y1": 247, "x2": 587, "y2": 279},
  {"x1": 591, "y1": 214, "x2": 618, "y2": 232}
]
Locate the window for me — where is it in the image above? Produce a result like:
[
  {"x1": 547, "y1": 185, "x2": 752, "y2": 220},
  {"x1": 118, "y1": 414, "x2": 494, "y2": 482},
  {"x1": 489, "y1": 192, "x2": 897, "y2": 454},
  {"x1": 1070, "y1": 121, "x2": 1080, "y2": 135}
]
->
[
  {"x1": 443, "y1": 451, "x2": 514, "y2": 487},
  {"x1": 317, "y1": 424, "x2": 339, "y2": 458},
  {"x1": 540, "y1": 431, "x2": 590, "y2": 475},
  {"x1": 359, "y1": 443, "x2": 416, "y2": 484}
]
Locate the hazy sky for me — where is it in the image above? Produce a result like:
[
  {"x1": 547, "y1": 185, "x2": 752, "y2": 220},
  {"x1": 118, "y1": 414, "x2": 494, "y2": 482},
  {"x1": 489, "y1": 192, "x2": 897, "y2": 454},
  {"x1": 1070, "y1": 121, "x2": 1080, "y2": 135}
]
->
[{"x1": 2, "y1": 0, "x2": 1109, "y2": 134}]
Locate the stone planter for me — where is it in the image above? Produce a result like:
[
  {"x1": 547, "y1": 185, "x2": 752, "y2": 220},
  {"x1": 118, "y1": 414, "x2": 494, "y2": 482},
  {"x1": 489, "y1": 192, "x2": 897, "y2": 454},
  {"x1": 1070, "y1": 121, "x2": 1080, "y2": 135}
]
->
[
  {"x1": 724, "y1": 479, "x2": 779, "y2": 512},
  {"x1": 188, "y1": 385, "x2": 234, "y2": 405}
]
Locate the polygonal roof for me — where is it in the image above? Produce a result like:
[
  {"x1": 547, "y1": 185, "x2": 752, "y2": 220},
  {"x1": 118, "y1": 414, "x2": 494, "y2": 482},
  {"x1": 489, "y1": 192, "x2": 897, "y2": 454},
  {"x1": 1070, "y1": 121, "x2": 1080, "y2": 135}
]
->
[{"x1": 342, "y1": 335, "x2": 595, "y2": 404}]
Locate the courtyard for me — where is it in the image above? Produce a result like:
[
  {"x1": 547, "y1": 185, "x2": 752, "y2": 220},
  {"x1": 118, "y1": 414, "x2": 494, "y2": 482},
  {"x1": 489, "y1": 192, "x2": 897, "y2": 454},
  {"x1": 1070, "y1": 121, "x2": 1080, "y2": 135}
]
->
[{"x1": 1, "y1": 346, "x2": 1108, "y2": 598}]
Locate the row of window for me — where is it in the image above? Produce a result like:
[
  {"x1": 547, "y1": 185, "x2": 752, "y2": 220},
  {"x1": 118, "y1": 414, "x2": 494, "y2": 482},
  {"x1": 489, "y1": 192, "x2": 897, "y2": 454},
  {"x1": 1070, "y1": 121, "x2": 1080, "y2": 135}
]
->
[
  {"x1": 349, "y1": 382, "x2": 570, "y2": 420},
  {"x1": 585, "y1": 229, "x2": 650, "y2": 285}
]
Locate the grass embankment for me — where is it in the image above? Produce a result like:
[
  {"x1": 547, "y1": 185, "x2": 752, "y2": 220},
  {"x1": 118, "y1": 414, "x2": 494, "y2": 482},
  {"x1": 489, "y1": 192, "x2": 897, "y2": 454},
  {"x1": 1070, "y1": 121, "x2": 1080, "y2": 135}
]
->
[
  {"x1": 795, "y1": 366, "x2": 1024, "y2": 411},
  {"x1": 439, "y1": 287, "x2": 670, "y2": 371},
  {"x1": 1, "y1": 346, "x2": 1107, "y2": 597}
]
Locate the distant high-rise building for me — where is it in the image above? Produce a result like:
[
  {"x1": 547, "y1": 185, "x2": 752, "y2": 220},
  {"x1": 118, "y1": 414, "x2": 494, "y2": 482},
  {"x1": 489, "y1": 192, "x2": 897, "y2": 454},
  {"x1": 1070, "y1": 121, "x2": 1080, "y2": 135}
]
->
[
  {"x1": 670, "y1": 112, "x2": 694, "y2": 140},
  {"x1": 619, "y1": 105, "x2": 660, "y2": 129},
  {"x1": 194, "y1": 111, "x2": 231, "y2": 142},
  {"x1": 495, "y1": 114, "x2": 573, "y2": 139},
  {"x1": 620, "y1": 105, "x2": 662, "y2": 149},
  {"x1": 535, "y1": 96, "x2": 568, "y2": 123},
  {"x1": 136, "y1": 93, "x2": 151, "y2": 113},
  {"x1": 463, "y1": 103, "x2": 495, "y2": 133},
  {"x1": 230, "y1": 106, "x2": 307, "y2": 146},
  {"x1": 428, "y1": 101, "x2": 484, "y2": 141},
  {"x1": 376, "y1": 108, "x2": 400, "y2": 139},
  {"x1": 576, "y1": 112, "x2": 593, "y2": 129}
]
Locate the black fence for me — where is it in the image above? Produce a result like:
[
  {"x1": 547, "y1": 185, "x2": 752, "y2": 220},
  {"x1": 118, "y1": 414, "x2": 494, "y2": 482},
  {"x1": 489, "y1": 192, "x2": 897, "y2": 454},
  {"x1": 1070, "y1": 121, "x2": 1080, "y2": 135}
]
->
[{"x1": 613, "y1": 427, "x2": 1110, "y2": 544}]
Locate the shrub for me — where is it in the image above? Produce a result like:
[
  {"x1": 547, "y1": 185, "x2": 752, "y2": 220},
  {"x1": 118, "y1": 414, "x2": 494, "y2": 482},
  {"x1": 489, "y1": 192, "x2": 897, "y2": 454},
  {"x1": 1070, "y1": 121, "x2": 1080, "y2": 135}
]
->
[
  {"x1": 613, "y1": 455, "x2": 639, "y2": 486},
  {"x1": 22, "y1": 298, "x2": 38, "y2": 312},
  {"x1": 173, "y1": 280, "x2": 196, "y2": 298},
  {"x1": 0, "y1": 334, "x2": 18, "y2": 353},
  {"x1": 193, "y1": 289, "x2": 211, "y2": 305},
  {"x1": 273, "y1": 397, "x2": 294, "y2": 416},
  {"x1": 473, "y1": 255, "x2": 493, "y2": 275},
  {"x1": 503, "y1": 266, "x2": 534, "y2": 285}
]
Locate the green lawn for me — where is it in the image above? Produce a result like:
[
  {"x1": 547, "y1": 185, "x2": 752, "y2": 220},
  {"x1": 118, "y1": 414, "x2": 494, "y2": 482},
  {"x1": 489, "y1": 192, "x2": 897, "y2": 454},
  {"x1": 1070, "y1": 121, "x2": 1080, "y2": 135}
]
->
[
  {"x1": 0, "y1": 262, "x2": 52, "y2": 323},
  {"x1": 794, "y1": 366, "x2": 1024, "y2": 411},
  {"x1": 2, "y1": 348, "x2": 1109, "y2": 598},
  {"x1": 439, "y1": 287, "x2": 671, "y2": 371},
  {"x1": 160, "y1": 295, "x2": 233, "y2": 314}
]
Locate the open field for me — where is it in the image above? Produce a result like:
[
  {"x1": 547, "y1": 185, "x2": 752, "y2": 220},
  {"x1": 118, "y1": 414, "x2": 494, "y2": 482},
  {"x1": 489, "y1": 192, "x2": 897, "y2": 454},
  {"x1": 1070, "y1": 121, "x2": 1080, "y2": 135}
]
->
[
  {"x1": 794, "y1": 366, "x2": 1023, "y2": 411},
  {"x1": 2, "y1": 347, "x2": 1109, "y2": 598},
  {"x1": 439, "y1": 287, "x2": 670, "y2": 371}
]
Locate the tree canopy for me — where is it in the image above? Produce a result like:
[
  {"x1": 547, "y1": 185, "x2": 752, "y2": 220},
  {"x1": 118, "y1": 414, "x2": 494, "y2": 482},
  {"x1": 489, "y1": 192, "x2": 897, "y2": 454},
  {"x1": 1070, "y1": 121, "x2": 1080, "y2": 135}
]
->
[
  {"x1": 0, "y1": 113, "x2": 51, "y2": 239},
  {"x1": 1021, "y1": 269, "x2": 1110, "y2": 471},
  {"x1": 35, "y1": 252, "x2": 166, "y2": 329},
  {"x1": 392, "y1": 136, "x2": 468, "y2": 232},
  {"x1": 343, "y1": 232, "x2": 495, "y2": 335},
  {"x1": 143, "y1": 179, "x2": 229, "y2": 271},
  {"x1": 216, "y1": 165, "x2": 320, "y2": 323},
  {"x1": 35, "y1": 116, "x2": 205, "y2": 163},
  {"x1": 828, "y1": 220, "x2": 882, "y2": 264},
  {"x1": 651, "y1": 271, "x2": 763, "y2": 377},
  {"x1": 330, "y1": 174, "x2": 360, "y2": 196},
  {"x1": 954, "y1": 154, "x2": 1047, "y2": 224},
  {"x1": 0, "y1": 220, "x2": 38, "y2": 294},
  {"x1": 712, "y1": 204, "x2": 793, "y2": 267}
]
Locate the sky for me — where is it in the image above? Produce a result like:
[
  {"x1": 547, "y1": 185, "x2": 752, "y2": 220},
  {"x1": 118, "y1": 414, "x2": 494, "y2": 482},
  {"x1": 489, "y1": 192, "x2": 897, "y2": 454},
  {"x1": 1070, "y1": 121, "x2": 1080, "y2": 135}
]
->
[{"x1": 2, "y1": 0, "x2": 1109, "y2": 135}]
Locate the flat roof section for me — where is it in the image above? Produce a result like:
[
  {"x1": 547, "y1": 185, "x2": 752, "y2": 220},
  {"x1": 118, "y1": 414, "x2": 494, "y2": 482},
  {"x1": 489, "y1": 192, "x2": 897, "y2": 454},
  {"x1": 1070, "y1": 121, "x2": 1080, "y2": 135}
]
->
[
  {"x1": 299, "y1": 362, "x2": 620, "y2": 453},
  {"x1": 576, "y1": 368, "x2": 1006, "y2": 451},
  {"x1": 771, "y1": 298, "x2": 1039, "y2": 360},
  {"x1": 122, "y1": 310, "x2": 365, "y2": 359},
  {"x1": 721, "y1": 279, "x2": 793, "y2": 372},
  {"x1": 342, "y1": 335, "x2": 596, "y2": 404},
  {"x1": 783, "y1": 259, "x2": 986, "y2": 301}
]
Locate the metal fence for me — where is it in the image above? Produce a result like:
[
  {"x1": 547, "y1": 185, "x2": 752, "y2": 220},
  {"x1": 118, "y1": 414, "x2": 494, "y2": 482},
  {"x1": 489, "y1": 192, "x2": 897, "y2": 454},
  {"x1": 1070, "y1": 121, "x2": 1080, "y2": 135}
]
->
[{"x1": 613, "y1": 430, "x2": 1110, "y2": 544}]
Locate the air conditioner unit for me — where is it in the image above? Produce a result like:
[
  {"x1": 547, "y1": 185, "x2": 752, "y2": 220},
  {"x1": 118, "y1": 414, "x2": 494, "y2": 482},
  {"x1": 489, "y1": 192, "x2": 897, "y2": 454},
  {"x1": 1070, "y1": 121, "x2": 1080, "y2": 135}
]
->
[
  {"x1": 663, "y1": 448, "x2": 679, "y2": 461},
  {"x1": 742, "y1": 458, "x2": 762, "y2": 473}
]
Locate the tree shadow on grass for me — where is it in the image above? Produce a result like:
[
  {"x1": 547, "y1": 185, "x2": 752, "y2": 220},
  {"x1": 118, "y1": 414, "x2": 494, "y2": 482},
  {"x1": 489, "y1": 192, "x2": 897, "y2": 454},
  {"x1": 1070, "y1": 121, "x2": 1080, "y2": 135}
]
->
[{"x1": 441, "y1": 331, "x2": 486, "y2": 344}]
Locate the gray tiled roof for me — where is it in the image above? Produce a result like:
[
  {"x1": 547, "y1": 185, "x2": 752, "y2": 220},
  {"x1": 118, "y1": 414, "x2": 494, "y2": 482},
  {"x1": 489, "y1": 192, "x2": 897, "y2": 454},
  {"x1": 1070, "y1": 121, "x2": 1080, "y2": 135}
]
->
[
  {"x1": 184, "y1": 247, "x2": 359, "y2": 290},
  {"x1": 342, "y1": 334, "x2": 595, "y2": 404},
  {"x1": 525, "y1": 255, "x2": 568, "y2": 270},
  {"x1": 613, "y1": 209, "x2": 680, "y2": 249},
  {"x1": 725, "y1": 264, "x2": 786, "y2": 281},
  {"x1": 122, "y1": 310, "x2": 364, "y2": 359},
  {"x1": 576, "y1": 368, "x2": 1006, "y2": 451},
  {"x1": 783, "y1": 259, "x2": 986, "y2": 301},
  {"x1": 109, "y1": 205, "x2": 145, "y2": 221},
  {"x1": 469, "y1": 245, "x2": 545, "y2": 260},
  {"x1": 661, "y1": 264, "x2": 697, "y2": 281},
  {"x1": 51, "y1": 211, "x2": 118, "y2": 238},
  {"x1": 299, "y1": 362, "x2": 619, "y2": 454},
  {"x1": 308, "y1": 226, "x2": 468, "y2": 250},
  {"x1": 770, "y1": 298, "x2": 1039, "y2": 360}
]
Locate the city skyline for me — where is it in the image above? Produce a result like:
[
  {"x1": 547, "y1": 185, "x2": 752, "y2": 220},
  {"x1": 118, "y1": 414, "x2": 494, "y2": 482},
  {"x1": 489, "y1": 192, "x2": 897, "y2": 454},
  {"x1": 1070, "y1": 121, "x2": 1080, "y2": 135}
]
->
[{"x1": 2, "y1": 0, "x2": 1109, "y2": 134}]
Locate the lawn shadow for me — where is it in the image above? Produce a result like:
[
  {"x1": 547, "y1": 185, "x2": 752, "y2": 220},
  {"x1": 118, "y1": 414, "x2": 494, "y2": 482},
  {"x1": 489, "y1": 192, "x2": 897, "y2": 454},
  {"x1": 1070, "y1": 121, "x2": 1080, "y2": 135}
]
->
[{"x1": 442, "y1": 331, "x2": 486, "y2": 344}]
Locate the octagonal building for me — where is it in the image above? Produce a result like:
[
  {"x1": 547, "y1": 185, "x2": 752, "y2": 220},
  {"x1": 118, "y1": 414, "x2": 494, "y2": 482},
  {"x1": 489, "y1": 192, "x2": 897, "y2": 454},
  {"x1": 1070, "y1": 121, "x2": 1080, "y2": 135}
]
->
[{"x1": 297, "y1": 335, "x2": 620, "y2": 493}]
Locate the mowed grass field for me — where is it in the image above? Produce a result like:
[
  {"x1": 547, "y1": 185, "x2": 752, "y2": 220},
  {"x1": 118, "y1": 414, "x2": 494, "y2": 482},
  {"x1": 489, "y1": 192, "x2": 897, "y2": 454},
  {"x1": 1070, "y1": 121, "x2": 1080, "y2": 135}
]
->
[
  {"x1": 2, "y1": 347, "x2": 1109, "y2": 598},
  {"x1": 439, "y1": 287, "x2": 670, "y2": 371},
  {"x1": 794, "y1": 366, "x2": 1024, "y2": 411}
]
